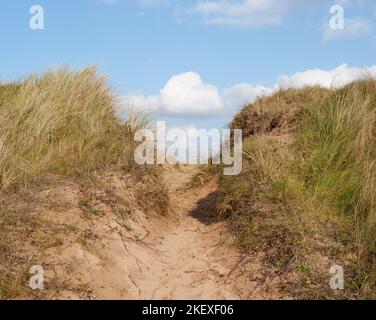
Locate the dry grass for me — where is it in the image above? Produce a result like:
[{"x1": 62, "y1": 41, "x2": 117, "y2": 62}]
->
[
  {"x1": 0, "y1": 67, "x2": 137, "y2": 191},
  {"x1": 218, "y1": 80, "x2": 376, "y2": 299},
  {"x1": 230, "y1": 86, "x2": 328, "y2": 138}
]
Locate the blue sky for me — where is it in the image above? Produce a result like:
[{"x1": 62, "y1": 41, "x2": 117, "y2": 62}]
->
[{"x1": 1, "y1": 0, "x2": 376, "y2": 130}]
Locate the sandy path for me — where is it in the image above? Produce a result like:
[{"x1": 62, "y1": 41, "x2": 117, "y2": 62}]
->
[
  {"x1": 53, "y1": 166, "x2": 283, "y2": 299},
  {"x1": 137, "y1": 170, "x2": 242, "y2": 299},
  {"x1": 124, "y1": 166, "x2": 280, "y2": 300}
]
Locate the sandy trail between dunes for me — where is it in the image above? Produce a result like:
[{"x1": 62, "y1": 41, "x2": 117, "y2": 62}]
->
[
  {"x1": 136, "y1": 168, "x2": 243, "y2": 299},
  {"x1": 114, "y1": 166, "x2": 282, "y2": 300},
  {"x1": 53, "y1": 166, "x2": 283, "y2": 299}
]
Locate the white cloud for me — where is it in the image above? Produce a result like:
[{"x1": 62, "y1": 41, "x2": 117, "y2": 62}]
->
[
  {"x1": 323, "y1": 18, "x2": 373, "y2": 42},
  {"x1": 123, "y1": 72, "x2": 224, "y2": 116},
  {"x1": 278, "y1": 64, "x2": 376, "y2": 89},
  {"x1": 122, "y1": 64, "x2": 376, "y2": 118},
  {"x1": 160, "y1": 72, "x2": 224, "y2": 114}
]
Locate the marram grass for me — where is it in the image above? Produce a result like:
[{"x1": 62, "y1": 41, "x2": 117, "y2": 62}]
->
[{"x1": 0, "y1": 67, "x2": 137, "y2": 191}]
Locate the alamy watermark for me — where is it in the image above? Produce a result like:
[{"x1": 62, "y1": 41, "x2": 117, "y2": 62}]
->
[
  {"x1": 29, "y1": 5, "x2": 44, "y2": 30},
  {"x1": 329, "y1": 264, "x2": 344, "y2": 290},
  {"x1": 329, "y1": 4, "x2": 345, "y2": 31},
  {"x1": 134, "y1": 121, "x2": 242, "y2": 176},
  {"x1": 29, "y1": 265, "x2": 44, "y2": 290}
]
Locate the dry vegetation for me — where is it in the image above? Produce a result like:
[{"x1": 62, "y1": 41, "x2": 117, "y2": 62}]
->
[
  {"x1": 217, "y1": 80, "x2": 376, "y2": 299},
  {"x1": 0, "y1": 67, "x2": 168, "y2": 299},
  {"x1": 0, "y1": 67, "x2": 134, "y2": 189}
]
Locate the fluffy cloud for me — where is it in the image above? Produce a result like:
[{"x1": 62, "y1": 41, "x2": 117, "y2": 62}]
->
[
  {"x1": 160, "y1": 72, "x2": 224, "y2": 114},
  {"x1": 122, "y1": 64, "x2": 376, "y2": 118},
  {"x1": 123, "y1": 72, "x2": 224, "y2": 116},
  {"x1": 278, "y1": 64, "x2": 376, "y2": 89}
]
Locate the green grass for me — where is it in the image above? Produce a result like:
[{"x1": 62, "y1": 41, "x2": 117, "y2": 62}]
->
[
  {"x1": 218, "y1": 80, "x2": 376, "y2": 298},
  {"x1": 298, "y1": 80, "x2": 376, "y2": 296}
]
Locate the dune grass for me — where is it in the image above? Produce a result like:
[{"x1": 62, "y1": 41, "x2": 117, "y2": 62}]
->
[
  {"x1": 218, "y1": 80, "x2": 376, "y2": 298},
  {"x1": 298, "y1": 80, "x2": 376, "y2": 295},
  {"x1": 0, "y1": 67, "x2": 139, "y2": 191}
]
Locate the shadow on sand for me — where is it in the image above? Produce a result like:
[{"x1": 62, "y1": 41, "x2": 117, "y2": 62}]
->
[{"x1": 187, "y1": 191, "x2": 219, "y2": 225}]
